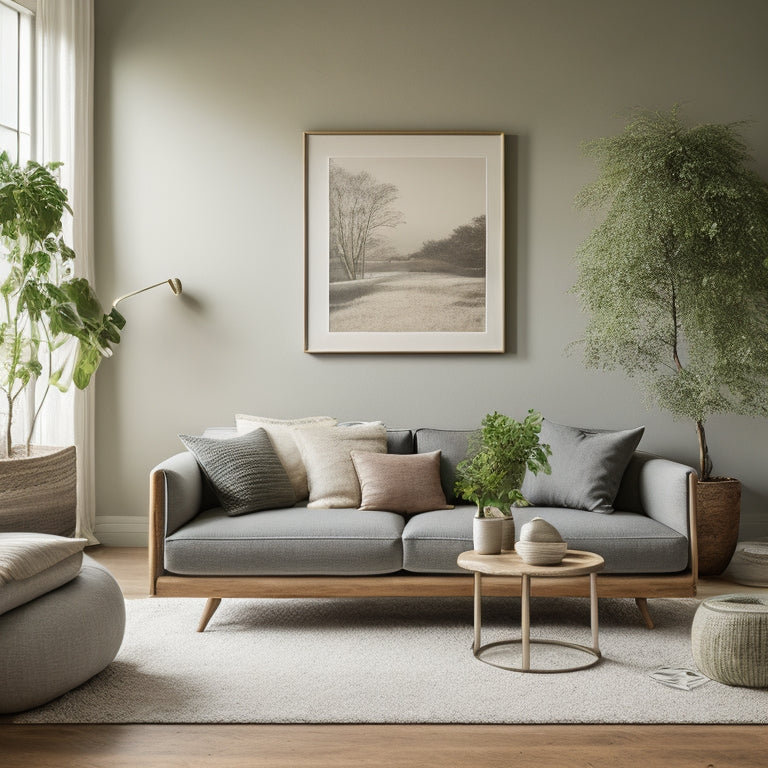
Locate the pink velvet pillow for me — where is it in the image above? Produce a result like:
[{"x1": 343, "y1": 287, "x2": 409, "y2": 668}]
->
[{"x1": 350, "y1": 450, "x2": 453, "y2": 514}]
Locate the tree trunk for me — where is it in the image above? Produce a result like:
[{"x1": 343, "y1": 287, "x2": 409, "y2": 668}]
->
[
  {"x1": 696, "y1": 420, "x2": 713, "y2": 480},
  {"x1": 3, "y1": 392, "x2": 12, "y2": 458}
]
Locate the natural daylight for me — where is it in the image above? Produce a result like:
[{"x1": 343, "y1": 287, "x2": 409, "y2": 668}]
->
[{"x1": 328, "y1": 156, "x2": 487, "y2": 333}]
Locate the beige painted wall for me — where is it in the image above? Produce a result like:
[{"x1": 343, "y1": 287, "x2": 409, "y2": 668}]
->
[{"x1": 93, "y1": 0, "x2": 768, "y2": 544}]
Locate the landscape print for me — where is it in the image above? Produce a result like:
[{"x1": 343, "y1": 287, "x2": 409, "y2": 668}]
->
[{"x1": 328, "y1": 156, "x2": 487, "y2": 333}]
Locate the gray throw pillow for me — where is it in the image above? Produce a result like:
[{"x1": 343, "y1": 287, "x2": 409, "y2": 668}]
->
[
  {"x1": 520, "y1": 419, "x2": 644, "y2": 513},
  {"x1": 179, "y1": 428, "x2": 296, "y2": 516}
]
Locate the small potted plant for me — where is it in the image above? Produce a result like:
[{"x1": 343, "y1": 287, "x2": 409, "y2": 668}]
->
[{"x1": 455, "y1": 409, "x2": 552, "y2": 554}]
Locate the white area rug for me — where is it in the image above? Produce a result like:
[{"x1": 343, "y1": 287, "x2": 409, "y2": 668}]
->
[{"x1": 12, "y1": 596, "x2": 768, "y2": 723}]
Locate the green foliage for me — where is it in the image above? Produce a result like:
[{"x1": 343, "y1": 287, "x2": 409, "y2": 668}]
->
[
  {"x1": 571, "y1": 108, "x2": 768, "y2": 480},
  {"x1": 0, "y1": 152, "x2": 123, "y2": 456},
  {"x1": 454, "y1": 409, "x2": 552, "y2": 516}
]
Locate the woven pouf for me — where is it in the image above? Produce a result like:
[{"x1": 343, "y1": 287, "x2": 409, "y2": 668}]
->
[
  {"x1": 691, "y1": 594, "x2": 768, "y2": 688},
  {"x1": 726, "y1": 541, "x2": 768, "y2": 587}
]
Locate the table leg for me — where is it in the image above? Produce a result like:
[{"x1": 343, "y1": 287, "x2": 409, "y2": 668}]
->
[
  {"x1": 473, "y1": 571, "x2": 482, "y2": 652},
  {"x1": 521, "y1": 573, "x2": 531, "y2": 671},
  {"x1": 590, "y1": 572, "x2": 600, "y2": 654}
]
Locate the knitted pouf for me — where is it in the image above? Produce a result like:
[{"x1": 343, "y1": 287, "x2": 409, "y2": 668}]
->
[{"x1": 691, "y1": 594, "x2": 768, "y2": 688}]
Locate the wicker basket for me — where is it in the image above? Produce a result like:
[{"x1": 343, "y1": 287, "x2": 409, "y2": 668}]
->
[
  {"x1": 696, "y1": 478, "x2": 741, "y2": 577},
  {"x1": 0, "y1": 446, "x2": 77, "y2": 536},
  {"x1": 691, "y1": 594, "x2": 768, "y2": 688}
]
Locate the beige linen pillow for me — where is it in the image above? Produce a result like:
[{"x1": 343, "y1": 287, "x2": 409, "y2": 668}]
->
[
  {"x1": 235, "y1": 414, "x2": 336, "y2": 500},
  {"x1": 351, "y1": 450, "x2": 454, "y2": 514},
  {"x1": 0, "y1": 532, "x2": 87, "y2": 584},
  {"x1": 294, "y1": 422, "x2": 388, "y2": 508}
]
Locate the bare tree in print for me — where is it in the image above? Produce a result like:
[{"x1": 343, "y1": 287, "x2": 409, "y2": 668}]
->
[{"x1": 329, "y1": 161, "x2": 405, "y2": 281}]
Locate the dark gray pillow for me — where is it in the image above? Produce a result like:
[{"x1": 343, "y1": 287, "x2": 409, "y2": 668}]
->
[
  {"x1": 179, "y1": 428, "x2": 296, "y2": 516},
  {"x1": 520, "y1": 420, "x2": 644, "y2": 513}
]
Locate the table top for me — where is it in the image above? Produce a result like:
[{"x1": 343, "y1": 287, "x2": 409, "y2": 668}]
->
[{"x1": 457, "y1": 549, "x2": 604, "y2": 578}]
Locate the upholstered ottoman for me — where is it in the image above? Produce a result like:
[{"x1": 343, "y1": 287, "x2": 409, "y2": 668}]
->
[
  {"x1": 691, "y1": 594, "x2": 768, "y2": 688},
  {"x1": 0, "y1": 535, "x2": 125, "y2": 714}
]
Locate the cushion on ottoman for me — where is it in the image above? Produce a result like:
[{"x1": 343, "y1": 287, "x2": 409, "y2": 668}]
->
[{"x1": 0, "y1": 533, "x2": 86, "y2": 616}]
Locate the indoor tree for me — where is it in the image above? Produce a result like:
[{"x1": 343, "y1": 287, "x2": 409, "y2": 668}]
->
[
  {"x1": 0, "y1": 152, "x2": 125, "y2": 458},
  {"x1": 571, "y1": 107, "x2": 768, "y2": 482}
]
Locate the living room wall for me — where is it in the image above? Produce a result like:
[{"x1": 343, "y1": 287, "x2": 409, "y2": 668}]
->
[{"x1": 93, "y1": 0, "x2": 768, "y2": 544}]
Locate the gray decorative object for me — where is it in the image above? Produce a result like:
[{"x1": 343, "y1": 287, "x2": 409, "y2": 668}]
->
[
  {"x1": 691, "y1": 594, "x2": 768, "y2": 688},
  {"x1": 520, "y1": 419, "x2": 644, "y2": 513},
  {"x1": 179, "y1": 428, "x2": 296, "y2": 517}
]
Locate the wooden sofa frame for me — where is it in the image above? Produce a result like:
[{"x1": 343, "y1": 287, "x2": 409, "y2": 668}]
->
[{"x1": 149, "y1": 471, "x2": 699, "y2": 632}]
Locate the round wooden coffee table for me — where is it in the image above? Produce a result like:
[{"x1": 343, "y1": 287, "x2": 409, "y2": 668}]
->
[{"x1": 457, "y1": 549, "x2": 605, "y2": 673}]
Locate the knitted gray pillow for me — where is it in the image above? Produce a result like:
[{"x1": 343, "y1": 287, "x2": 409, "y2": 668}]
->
[
  {"x1": 520, "y1": 419, "x2": 644, "y2": 513},
  {"x1": 179, "y1": 428, "x2": 296, "y2": 516}
]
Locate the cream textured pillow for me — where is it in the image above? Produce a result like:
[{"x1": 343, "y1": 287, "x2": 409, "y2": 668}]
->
[
  {"x1": 235, "y1": 414, "x2": 336, "y2": 500},
  {"x1": 0, "y1": 532, "x2": 87, "y2": 584},
  {"x1": 294, "y1": 422, "x2": 388, "y2": 508},
  {"x1": 351, "y1": 450, "x2": 453, "y2": 514}
]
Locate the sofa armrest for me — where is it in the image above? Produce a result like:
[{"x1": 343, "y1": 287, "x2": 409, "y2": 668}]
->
[
  {"x1": 617, "y1": 451, "x2": 696, "y2": 539},
  {"x1": 150, "y1": 451, "x2": 204, "y2": 537}
]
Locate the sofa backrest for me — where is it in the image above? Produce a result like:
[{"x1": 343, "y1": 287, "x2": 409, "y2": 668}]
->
[{"x1": 413, "y1": 428, "x2": 478, "y2": 504}]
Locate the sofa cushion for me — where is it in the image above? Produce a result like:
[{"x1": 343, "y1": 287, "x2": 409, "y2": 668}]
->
[
  {"x1": 401, "y1": 506, "x2": 475, "y2": 572},
  {"x1": 401, "y1": 505, "x2": 688, "y2": 574},
  {"x1": 511, "y1": 507, "x2": 689, "y2": 573},
  {"x1": 520, "y1": 420, "x2": 644, "y2": 513},
  {"x1": 414, "y1": 428, "x2": 477, "y2": 503},
  {"x1": 179, "y1": 428, "x2": 296, "y2": 516},
  {"x1": 164, "y1": 504, "x2": 405, "y2": 576},
  {"x1": 235, "y1": 414, "x2": 337, "y2": 500},
  {"x1": 294, "y1": 422, "x2": 388, "y2": 509},
  {"x1": 351, "y1": 450, "x2": 453, "y2": 514},
  {"x1": 386, "y1": 429, "x2": 414, "y2": 455}
]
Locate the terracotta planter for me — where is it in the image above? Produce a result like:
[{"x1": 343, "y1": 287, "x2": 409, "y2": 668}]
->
[
  {"x1": 0, "y1": 445, "x2": 77, "y2": 536},
  {"x1": 696, "y1": 478, "x2": 741, "y2": 577}
]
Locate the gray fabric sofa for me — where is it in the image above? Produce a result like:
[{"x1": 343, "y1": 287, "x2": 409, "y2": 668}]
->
[{"x1": 149, "y1": 426, "x2": 698, "y2": 631}]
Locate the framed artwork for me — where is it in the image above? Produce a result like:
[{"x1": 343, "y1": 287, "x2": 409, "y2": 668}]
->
[{"x1": 303, "y1": 131, "x2": 505, "y2": 353}]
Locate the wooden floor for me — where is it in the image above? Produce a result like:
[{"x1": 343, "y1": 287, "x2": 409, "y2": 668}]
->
[{"x1": 2, "y1": 547, "x2": 766, "y2": 768}]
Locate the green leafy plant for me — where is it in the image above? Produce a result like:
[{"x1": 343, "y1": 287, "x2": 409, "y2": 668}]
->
[
  {"x1": 0, "y1": 152, "x2": 125, "y2": 458},
  {"x1": 571, "y1": 107, "x2": 768, "y2": 480},
  {"x1": 454, "y1": 409, "x2": 552, "y2": 517}
]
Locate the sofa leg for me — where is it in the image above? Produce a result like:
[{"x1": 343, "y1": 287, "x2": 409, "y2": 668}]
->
[
  {"x1": 197, "y1": 597, "x2": 222, "y2": 632},
  {"x1": 635, "y1": 597, "x2": 654, "y2": 629}
]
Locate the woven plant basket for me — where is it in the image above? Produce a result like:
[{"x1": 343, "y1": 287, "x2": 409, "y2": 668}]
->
[
  {"x1": 696, "y1": 478, "x2": 741, "y2": 577},
  {"x1": 0, "y1": 446, "x2": 77, "y2": 536},
  {"x1": 692, "y1": 594, "x2": 768, "y2": 688}
]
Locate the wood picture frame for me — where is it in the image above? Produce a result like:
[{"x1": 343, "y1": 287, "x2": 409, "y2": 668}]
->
[{"x1": 304, "y1": 131, "x2": 505, "y2": 353}]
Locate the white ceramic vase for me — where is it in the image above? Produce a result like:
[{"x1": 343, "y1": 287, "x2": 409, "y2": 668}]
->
[{"x1": 473, "y1": 516, "x2": 503, "y2": 555}]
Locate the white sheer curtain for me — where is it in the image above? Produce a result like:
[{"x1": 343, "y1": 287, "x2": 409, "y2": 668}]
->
[{"x1": 35, "y1": 0, "x2": 97, "y2": 542}]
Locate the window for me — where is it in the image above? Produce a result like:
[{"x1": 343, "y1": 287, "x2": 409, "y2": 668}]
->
[{"x1": 0, "y1": 0, "x2": 34, "y2": 162}]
